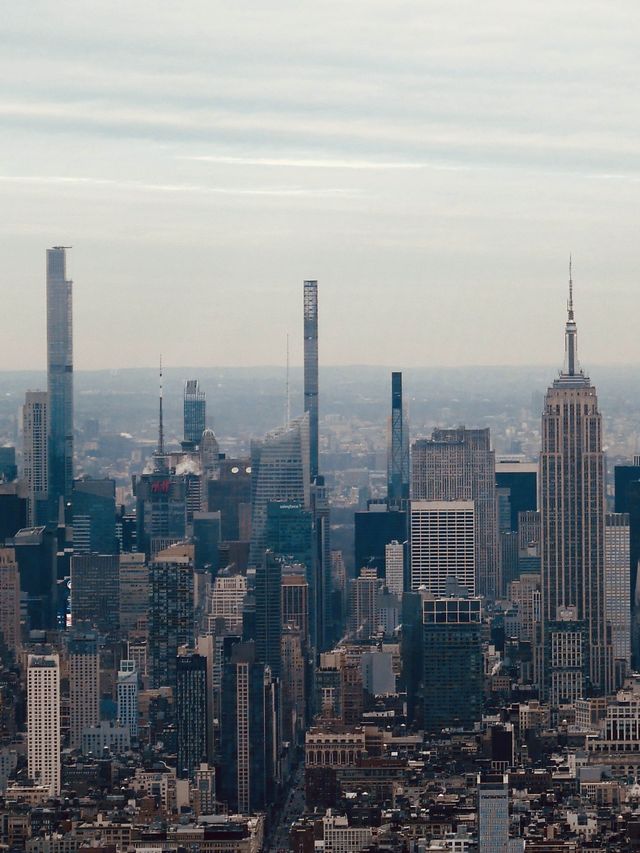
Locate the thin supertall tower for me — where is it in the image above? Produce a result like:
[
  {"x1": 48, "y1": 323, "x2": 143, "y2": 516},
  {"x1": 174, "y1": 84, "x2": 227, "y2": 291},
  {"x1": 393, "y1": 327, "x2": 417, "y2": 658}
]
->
[
  {"x1": 388, "y1": 371, "x2": 410, "y2": 506},
  {"x1": 540, "y1": 263, "x2": 613, "y2": 703},
  {"x1": 303, "y1": 280, "x2": 319, "y2": 480},
  {"x1": 46, "y1": 246, "x2": 73, "y2": 516}
]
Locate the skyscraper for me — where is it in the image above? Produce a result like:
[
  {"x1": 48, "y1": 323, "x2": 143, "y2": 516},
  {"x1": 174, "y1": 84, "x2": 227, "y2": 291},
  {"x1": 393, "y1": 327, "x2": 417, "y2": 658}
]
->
[
  {"x1": 388, "y1": 372, "x2": 410, "y2": 507},
  {"x1": 71, "y1": 553, "x2": 120, "y2": 635},
  {"x1": 27, "y1": 653, "x2": 61, "y2": 795},
  {"x1": 422, "y1": 595, "x2": 483, "y2": 733},
  {"x1": 605, "y1": 512, "x2": 631, "y2": 676},
  {"x1": 410, "y1": 500, "x2": 475, "y2": 594},
  {"x1": 68, "y1": 629, "x2": 100, "y2": 749},
  {"x1": 0, "y1": 548, "x2": 20, "y2": 659},
  {"x1": 255, "y1": 550, "x2": 283, "y2": 678},
  {"x1": 540, "y1": 269, "x2": 613, "y2": 703},
  {"x1": 183, "y1": 379, "x2": 206, "y2": 449},
  {"x1": 303, "y1": 280, "x2": 319, "y2": 481},
  {"x1": 249, "y1": 414, "x2": 310, "y2": 567},
  {"x1": 46, "y1": 247, "x2": 74, "y2": 517},
  {"x1": 117, "y1": 659, "x2": 139, "y2": 740},
  {"x1": 412, "y1": 428, "x2": 498, "y2": 598},
  {"x1": 149, "y1": 544, "x2": 195, "y2": 688},
  {"x1": 219, "y1": 641, "x2": 279, "y2": 814},
  {"x1": 477, "y1": 772, "x2": 510, "y2": 853},
  {"x1": 384, "y1": 540, "x2": 404, "y2": 598},
  {"x1": 22, "y1": 391, "x2": 48, "y2": 527},
  {"x1": 176, "y1": 652, "x2": 209, "y2": 779},
  {"x1": 72, "y1": 478, "x2": 118, "y2": 554}
]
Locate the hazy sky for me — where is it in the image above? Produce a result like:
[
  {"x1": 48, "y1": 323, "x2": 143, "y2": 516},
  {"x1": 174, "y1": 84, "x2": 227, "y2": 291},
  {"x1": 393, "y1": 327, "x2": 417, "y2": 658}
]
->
[{"x1": 2, "y1": 1, "x2": 640, "y2": 370}]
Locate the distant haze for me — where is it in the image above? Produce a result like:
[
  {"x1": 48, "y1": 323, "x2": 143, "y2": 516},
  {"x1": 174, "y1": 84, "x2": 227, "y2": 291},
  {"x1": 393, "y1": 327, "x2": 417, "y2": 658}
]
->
[{"x1": 1, "y1": 2, "x2": 639, "y2": 370}]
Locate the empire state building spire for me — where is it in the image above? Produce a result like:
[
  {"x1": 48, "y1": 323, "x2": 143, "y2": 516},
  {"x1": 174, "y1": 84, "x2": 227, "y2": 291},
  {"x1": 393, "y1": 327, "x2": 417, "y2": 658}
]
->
[{"x1": 564, "y1": 256, "x2": 580, "y2": 377}]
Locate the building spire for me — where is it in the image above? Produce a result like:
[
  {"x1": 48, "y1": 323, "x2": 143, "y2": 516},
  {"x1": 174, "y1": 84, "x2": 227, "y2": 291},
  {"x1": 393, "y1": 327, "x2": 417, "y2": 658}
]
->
[
  {"x1": 157, "y1": 355, "x2": 165, "y2": 456},
  {"x1": 564, "y1": 256, "x2": 578, "y2": 376}
]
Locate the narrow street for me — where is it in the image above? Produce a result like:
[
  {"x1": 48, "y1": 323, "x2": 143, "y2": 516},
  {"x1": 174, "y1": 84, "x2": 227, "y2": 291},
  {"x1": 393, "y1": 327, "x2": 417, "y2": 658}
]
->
[{"x1": 266, "y1": 762, "x2": 306, "y2": 851}]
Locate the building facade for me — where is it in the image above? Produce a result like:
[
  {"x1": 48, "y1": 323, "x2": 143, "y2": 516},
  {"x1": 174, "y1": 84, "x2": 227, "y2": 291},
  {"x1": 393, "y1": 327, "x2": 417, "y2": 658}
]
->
[
  {"x1": 411, "y1": 428, "x2": 498, "y2": 598},
  {"x1": 410, "y1": 500, "x2": 475, "y2": 594},
  {"x1": 540, "y1": 278, "x2": 613, "y2": 703},
  {"x1": 46, "y1": 247, "x2": 74, "y2": 517},
  {"x1": 27, "y1": 654, "x2": 61, "y2": 795}
]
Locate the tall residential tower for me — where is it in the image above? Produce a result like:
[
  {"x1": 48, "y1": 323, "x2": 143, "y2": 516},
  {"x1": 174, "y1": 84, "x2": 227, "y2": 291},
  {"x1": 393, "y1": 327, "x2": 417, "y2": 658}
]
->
[{"x1": 46, "y1": 247, "x2": 74, "y2": 516}]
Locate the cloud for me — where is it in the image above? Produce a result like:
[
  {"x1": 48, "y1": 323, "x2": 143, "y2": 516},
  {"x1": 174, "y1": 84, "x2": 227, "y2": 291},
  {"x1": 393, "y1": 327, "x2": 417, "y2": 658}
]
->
[{"x1": 0, "y1": 174, "x2": 356, "y2": 198}]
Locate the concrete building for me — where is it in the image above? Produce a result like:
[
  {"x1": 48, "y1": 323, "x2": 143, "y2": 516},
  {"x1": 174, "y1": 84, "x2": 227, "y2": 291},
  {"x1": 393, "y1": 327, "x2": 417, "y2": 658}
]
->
[
  {"x1": 0, "y1": 548, "x2": 20, "y2": 658},
  {"x1": 605, "y1": 512, "x2": 631, "y2": 674},
  {"x1": 27, "y1": 653, "x2": 60, "y2": 795},
  {"x1": 477, "y1": 772, "x2": 509, "y2": 853},
  {"x1": 68, "y1": 629, "x2": 100, "y2": 749},
  {"x1": 118, "y1": 553, "x2": 149, "y2": 635},
  {"x1": 387, "y1": 371, "x2": 410, "y2": 508},
  {"x1": 176, "y1": 652, "x2": 208, "y2": 780},
  {"x1": 411, "y1": 428, "x2": 497, "y2": 598},
  {"x1": 22, "y1": 391, "x2": 48, "y2": 526},
  {"x1": 410, "y1": 500, "x2": 475, "y2": 594},
  {"x1": 303, "y1": 280, "x2": 319, "y2": 481},
  {"x1": 384, "y1": 540, "x2": 404, "y2": 598},
  {"x1": 117, "y1": 659, "x2": 138, "y2": 740}
]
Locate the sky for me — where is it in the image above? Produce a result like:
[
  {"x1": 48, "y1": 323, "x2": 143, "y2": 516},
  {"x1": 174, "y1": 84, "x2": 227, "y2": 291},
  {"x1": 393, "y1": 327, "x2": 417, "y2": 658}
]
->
[{"x1": 1, "y1": 1, "x2": 640, "y2": 371}]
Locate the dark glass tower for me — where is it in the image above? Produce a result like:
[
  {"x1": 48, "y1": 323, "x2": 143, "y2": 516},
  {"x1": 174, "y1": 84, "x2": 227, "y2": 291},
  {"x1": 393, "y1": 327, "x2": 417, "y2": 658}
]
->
[
  {"x1": 176, "y1": 653, "x2": 209, "y2": 779},
  {"x1": 255, "y1": 550, "x2": 282, "y2": 678},
  {"x1": 46, "y1": 247, "x2": 74, "y2": 517},
  {"x1": 183, "y1": 379, "x2": 206, "y2": 448},
  {"x1": 388, "y1": 372, "x2": 409, "y2": 507},
  {"x1": 303, "y1": 281, "x2": 319, "y2": 481},
  {"x1": 422, "y1": 595, "x2": 483, "y2": 733}
]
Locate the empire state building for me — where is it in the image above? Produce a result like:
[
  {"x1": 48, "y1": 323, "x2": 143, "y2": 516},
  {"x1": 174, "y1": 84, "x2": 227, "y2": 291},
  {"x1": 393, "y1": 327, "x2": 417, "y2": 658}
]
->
[{"x1": 540, "y1": 267, "x2": 613, "y2": 704}]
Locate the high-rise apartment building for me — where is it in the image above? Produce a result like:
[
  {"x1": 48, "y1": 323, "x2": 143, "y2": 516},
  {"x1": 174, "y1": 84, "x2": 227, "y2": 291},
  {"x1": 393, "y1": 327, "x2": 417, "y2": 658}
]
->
[
  {"x1": 303, "y1": 280, "x2": 319, "y2": 481},
  {"x1": 149, "y1": 544, "x2": 195, "y2": 688},
  {"x1": 349, "y1": 567, "x2": 380, "y2": 640},
  {"x1": 605, "y1": 512, "x2": 631, "y2": 674},
  {"x1": 412, "y1": 428, "x2": 498, "y2": 598},
  {"x1": 68, "y1": 629, "x2": 100, "y2": 749},
  {"x1": 422, "y1": 595, "x2": 483, "y2": 733},
  {"x1": 118, "y1": 553, "x2": 149, "y2": 635},
  {"x1": 117, "y1": 659, "x2": 139, "y2": 740},
  {"x1": 22, "y1": 391, "x2": 48, "y2": 527},
  {"x1": 0, "y1": 548, "x2": 20, "y2": 658},
  {"x1": 388, "y1": 372, "x2": 410, "y2": 507},
  {"x1": 540, "y1": 273, "x2": 613, "y2": 703},
  {"x1": 410, "y1": 500, "x2": 475, "y2": 595},
  {"x1": 46, "y1": 247, "x2": 74, "y2": 517},
  {"x1": 27, "y1": 653, "x2": 61, "y2": 795},
  {"x1": 249, "y1": 414, "x2": 310, "y2": 566},
  {"x1": 208, "y1": 570, "x2": 247, "y2": 635},
  {"x1": 176, "y1": 652, "x2": 209, "y2": 780},
  {"x1": 183, "y1": 379, "x2": 206, "y2": 448},
  {"x1": 477, "y1": 772, "x2": 510, "y2": 853},
  {"x1": 384, "y1": 540, "x2": 404, "y2": 598}
]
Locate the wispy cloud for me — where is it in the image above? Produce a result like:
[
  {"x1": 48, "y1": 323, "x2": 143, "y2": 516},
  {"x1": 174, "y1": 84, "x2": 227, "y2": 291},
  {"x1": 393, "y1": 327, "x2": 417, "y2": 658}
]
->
[
  {"x1": 184, "y1": 154, "x2": 463, "y2": 171},
  {"x1": 0, "y1": 174, "x2": 356, "y2": 198}
]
